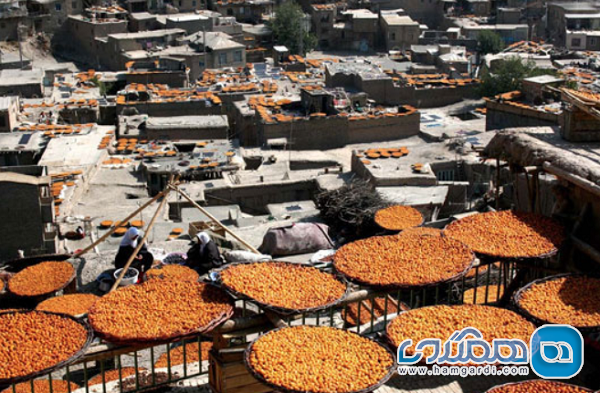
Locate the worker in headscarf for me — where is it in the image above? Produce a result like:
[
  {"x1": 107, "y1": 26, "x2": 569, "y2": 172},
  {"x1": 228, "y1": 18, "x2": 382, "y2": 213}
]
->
[
  {"x1": 115, "y1": 227, "x2": 154, "y2": 273},
  {"x1": 186, "y1": 232, "x2": 222, "y2": 275}
]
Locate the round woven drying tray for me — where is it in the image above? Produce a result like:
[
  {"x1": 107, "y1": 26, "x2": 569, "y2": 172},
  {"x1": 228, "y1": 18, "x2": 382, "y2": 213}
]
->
[
  {"x1": 243, "y1": 326, "x2": 396, "y2": 393},
  {"x1": 7, "y1": 265, "x2": 76, "y2": 301},
  {"x1": 484, "y1": 380, "x2": 593, "y2": 393},
  {"x1": 373, "y1": 206, "x2": 424, "y2": 233},
  {"x1": 443, "y1": 212, "x2": 564, "y2": 263},
  {"x1": 214, "y1": 261, "x2": 350, "y2": 316},
  {"x1": 333, "y1": 252, "x2": 476, "y2": 291},
  {"x1": 0, "y1": 310, "x2": 94, "y2": 386},
  {"x1": 384, "y1": 304, "x2": 536, "y2": 367},
  {"x1": 90, "y1": 283, "x2": 235, "y2": 346},
  {"x1": 513, "y1": 273, "x2": 600, "y2": 333},
  {"x1": 1, "y1": 254, "x2": 72, "y2": 274}
]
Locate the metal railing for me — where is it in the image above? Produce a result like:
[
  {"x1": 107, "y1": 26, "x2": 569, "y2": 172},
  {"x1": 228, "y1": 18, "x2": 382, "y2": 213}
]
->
[{"x1": 4, "y1": 259, "x2": 558, "y2": 393}]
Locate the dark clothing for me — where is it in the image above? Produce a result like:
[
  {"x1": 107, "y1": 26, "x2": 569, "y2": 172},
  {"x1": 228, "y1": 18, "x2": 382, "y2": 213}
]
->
[
  {"x1": 186, "y1": 241, "x2": 222, "y2": 275},
  {"x1": 115, "y1": 244, "x2": 154, "y2": 273}
]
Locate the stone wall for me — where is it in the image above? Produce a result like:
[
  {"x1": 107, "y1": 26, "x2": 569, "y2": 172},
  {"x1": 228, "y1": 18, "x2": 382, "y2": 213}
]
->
[{"x1": 486, "y1": 101, "x2": 560, "y2": 131}]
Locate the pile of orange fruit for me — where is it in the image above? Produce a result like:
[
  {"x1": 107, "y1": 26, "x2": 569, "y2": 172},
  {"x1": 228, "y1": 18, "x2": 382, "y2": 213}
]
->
[
  {"x1": 248, "y1": 326, "x2": 393, "y2": 393},
  {"x1": 386, "y1": 305, "x2": 535, "y2": 362},
  {"x1": 444, "y1": 211, "x2": 565, "y2": 258},
  {"x1": 8, "y1": 262, "x2": 74, "y2": 297},
  {"x1": 1, "y1": 380, "x2": 79, "y2": 393},
  {"x1": 334, "y1": 235, "x2": 473, "y2": 287},
  {"x1": 486, "y1": 381, "x2": 591, "y2": 393},
  {"x1": 88, "y1": 368, "x2": 147, "y2": 386},
  {"x1": 154, "y1": 341, "x2": 213, "y2": 368},
  {"x1": 517, "y1": 276, "x2": 600, "y2": 327},
  {"x1": 145, "y1": 265, "x2": 199, "y2": 282},
  {"x1": 0, "y1": 311, "x2": 89, "y2": 381},
  {"x1": 374, "y1": 205, "x2": 422, "y2": 231},
  {"x1": 36, "y1": 294, "x2": 99, "y2": 317},
  {"x1": 220, "y1": 262, "x2": 346, "y2": 310},
  {"x1": 88, "y1": 281, "x2": 233, "y2": 343},
  {"x1": 364, "y1": 147, "x2": 409, "y2": 159}
]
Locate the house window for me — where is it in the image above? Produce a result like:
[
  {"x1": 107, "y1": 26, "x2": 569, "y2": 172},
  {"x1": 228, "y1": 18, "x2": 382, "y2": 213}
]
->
[
  {"x1": 178, "y1": 0, "x2": 182, "y2": 6},
  {"x1": 0, "y1": 115, "x2": 6, "y2": 128},
  {"x1": 55, "y1": 2, "x2": 62, "y2": 11},
  {"x1": 227, "y1": 8, "x2": 233, "y2": 15},
  {"x1": 591, "y1": 38, "x2": 597, "y2": 46},
  {"x1": 0, "y1": 22, "x2": 5, "y2": 29},
  {"x1": 192, "y1": 0, "x2": 196, "y2": 6},
  {"x1": 72, "y1": 0, "x2": 76, "y2": 8},
  {"x1": 572, "y1": 38, "x2": 582, "y2": 47},
  {"x1": 390, "y1": 32, "x2": 396, "y2": 40},
  {"x1": 219, "y1": 52, "x2": 227, "y2": 65},
  {"x1": 341, "y1": 30, "x2": 345, "y2": 39},
  {"x1": 233, "y1": 50, "x2": 242, "y2": 62}
]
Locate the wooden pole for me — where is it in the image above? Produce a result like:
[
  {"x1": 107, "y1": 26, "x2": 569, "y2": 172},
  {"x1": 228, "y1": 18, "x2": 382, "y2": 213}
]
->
[
  {"x1": 169, "y1": 185, "x2": 261, "y2": 254},
  {"x1": 543, "y1": 162, "x2": 600, "y2": 198},
  {"x1": 110, "y1": 186, "x2": 171, "y2": 291},
  {"x1": 72, "y1": 188, "x2": 170, "y2": 259}
]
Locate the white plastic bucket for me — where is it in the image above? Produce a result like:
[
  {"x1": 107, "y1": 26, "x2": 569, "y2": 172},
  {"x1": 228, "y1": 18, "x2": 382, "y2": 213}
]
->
[{"x1": 113, "y1": 268, "x2": 139, "y2": 287}]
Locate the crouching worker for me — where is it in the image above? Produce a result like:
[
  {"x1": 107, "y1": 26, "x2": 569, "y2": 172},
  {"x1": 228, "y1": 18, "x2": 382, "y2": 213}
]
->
[
  {"x1": 186, "y1": 232, "x2": 222, "y2": 275},
  {"x1": 115, "y1": 227, "x2": 154, "y2": 273}
]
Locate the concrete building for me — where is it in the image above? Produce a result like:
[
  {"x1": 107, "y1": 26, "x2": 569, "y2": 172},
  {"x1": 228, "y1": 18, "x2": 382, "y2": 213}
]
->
[
  {"x1": 547, "y1": 2, "x2": 600, "y2": 46},
  {"x1": 212, "y1": 0, "x2": 273, "y2": 24},
  {"x1": 0, "y1": 96, "x2": 20, "y2": 132},
  {"x1": 464, "y1": 0, "x2": 491, "y2": 17},
  {"x1": 128, "y1": 12, "x2": 159, "y2": 31},
  {"x1": 235, "y1": 86, "x2": 421, "y2": 149},
  {"x1": 140, "y1": 139, "x2": 241, "y2": 195},
  {"x1": 0, "y1": 0, "x2": 27, "y2": 41},
  {"x1": 116, "y1": 84, "x2": 225, "y2": 117},
  {"x1": 367, "y1": 0, "x2": 448, "y2": 28},
  {"x1": 497, "y1": 8, "x2": 522, "y2": 24},
  {"x1": 26, "y1": 0, "x2": 84, "y2": 36},
  {"x1": 0, "y1": 68, "x2": 43, "y2": 97},
  {"x1": 380, "y1": 9, "x2": 420, "y2": 51},
  {"x1": 331, "y1": 9, "x2": 379, "y2": 52},
  {"x1": 0, "y1": 132, "x2": 47, "y2": 166},
  {"x1": 460, "y1": 23, "x2": 529, "y2": 44},
  {"x1": 0, "y1": 169, "x2": 57, "y2": 260},
  {"x1": 311, "y1": 3, "x2": 338, "y2": 49},
  {"x1": 325, "y1": 62, "x2": 479, "y2": 108},
  {"x1": 186, "y1": 30, "x2": 246, "y2": 68},
  {"x1": 565, "y1": 30, "x2": 600, "y2": 51},
  {"x1": 164, "y1": 12, "x2": 214, "y2": 33},
  {"x1": 65, "y1": 7, "x2": 129, "y2": 64},
  {"x1": 145, "y1": 115, "x2": 229, "y2": 140}
]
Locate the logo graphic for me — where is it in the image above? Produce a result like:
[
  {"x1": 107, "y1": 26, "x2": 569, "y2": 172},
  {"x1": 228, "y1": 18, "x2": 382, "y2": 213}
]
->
[
  {"x1": 396, "y1": 327, "x2": 529, "y2": 365},
  {"x1": 530, "y1": 325, "x2": 584, "y2": 379}
]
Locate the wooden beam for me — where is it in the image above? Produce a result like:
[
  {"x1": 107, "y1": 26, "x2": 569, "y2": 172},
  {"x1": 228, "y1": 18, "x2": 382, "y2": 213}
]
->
[
  {"x1": 543, "y1": 162, "x2": 600, "y2": 198},
  {"x1": 110, "y1": 177, "x2": 174, "y2": 291},
  {"x1": 571, "y1": 235, "x2": 600, "y2": 265}
]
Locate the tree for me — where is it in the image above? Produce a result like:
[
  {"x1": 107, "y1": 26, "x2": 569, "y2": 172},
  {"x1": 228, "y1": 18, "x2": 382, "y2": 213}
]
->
[
  {"x1": 268, "y1": 2, "x2": 316, "y2": 55},
  {"x1": 478, "y1": 31, "x2": 505, "y2": 55},
  {"x1": 478, "y1": 57, "x2": 557, "y2": 97}
]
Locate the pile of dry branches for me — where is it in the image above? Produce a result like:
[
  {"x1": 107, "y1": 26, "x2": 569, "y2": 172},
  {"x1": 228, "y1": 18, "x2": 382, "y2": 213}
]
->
[{"x1": 315, "y1": 179, "x2": 390, "y2": 241}]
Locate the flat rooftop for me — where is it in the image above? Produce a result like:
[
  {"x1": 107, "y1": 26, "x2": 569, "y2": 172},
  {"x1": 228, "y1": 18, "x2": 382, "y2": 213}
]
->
[
  {"x1": 0, "y1": 132, "x2": 45, "y2": 152},
  {"x1": 0, "y1": 68, "x2": 42, "y2": 86},
  {"x1": 146, "y1": 115, "x2": 229, "y2": 129},
  {"x1": 37, "y1": 126, "x2": 110, "y2": 168},
  {"x1": 108, "y1": 28, "x2": 186, "y2": 40}
]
